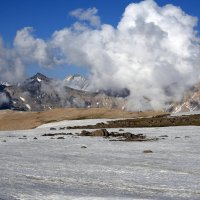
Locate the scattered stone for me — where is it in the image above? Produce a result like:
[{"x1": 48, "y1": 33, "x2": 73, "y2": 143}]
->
[
  {"x1": 2, "y1": 140, "x2": 6, "y2": 142},
  {"x1": 143, "y1": 150, "x2": 153, "y2": 153},
  {"x1": 42, "y1": 133, "x2": 70, "y2": 137},
  {"x1": 185, "y1": 136, "x2": 190, "y2": 139},
  {"x1": 122, "y1": 133, "x2": 147, "y2": 141},
  {"x1": 18, "y1": 137, "x2": 27, "y2": 139},
  {"x1": 123, "y1": 132, "x2": 132, "y2": 138},
  {"x1": 33, "y1": 137, "x2": 38, "y2": 140},
  {"x1": 81, "y1": 146, "x2": 87, "y2": 149},
  {"x1": 159, "y1": 135, "x2": 168, "y2": 138},
  {"x1": 23, "y1": 135, "x2": 27, "y2": 137},
  {"x1": 119, "y1": 129, "x2": 124, "y2": 131},
  {"x1": 59, "y1": 127, "x2": 66, "y2": 130},
  {"x1": 80, "y1": 129, "x2": 158, "y2": 142},
  {"x1": 57, "y1": 137, "x2": 65, "y2": 139},
  {"x1": 50, "y1": 127, "x2": 56, "y2": 130},
  {"x1": 80, "y1": 129, "x2": 110, "y2": 137},
  {"x1": 91, "y1": 129, "x2": 110, "y2": 137},
  {"x1": 80, "y1": 130, "x2": 92, "y2": 136},
  {"x1": 50, "y1": 137, "x2": 55, "y2": 139},
  {"x1": 175, "y1": 137, "x2": 181, "y2": 139}
]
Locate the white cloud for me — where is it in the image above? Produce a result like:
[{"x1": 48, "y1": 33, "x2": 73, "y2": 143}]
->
[
  {"x1": 14, "y1": 27, "x2": 57, "y2": 67},
  {"x1": 70, "y1": 7, "x2": 101, "y2": 28},
  {"x1": 52, "y1": 0, "x2": 200, "y2": 110},
  {"x1": 0, "y1": 37, "x2": 24, "y2": 83}
]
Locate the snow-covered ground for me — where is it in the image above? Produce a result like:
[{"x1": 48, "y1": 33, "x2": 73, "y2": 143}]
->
[
  {"x1": 0, "y1": 119, "x2": 200, "y2": 200},
  {"x1": 171, "y1": 110, "x2": 200, "y2": 116}
]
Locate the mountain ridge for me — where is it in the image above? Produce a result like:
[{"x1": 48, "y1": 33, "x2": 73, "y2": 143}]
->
[
  {"x1": 0, "y1": 73, "x2": 126, "y2": 111},
  {"x1": 1, "y1": 72, "x2": 200, "y2": 113}
]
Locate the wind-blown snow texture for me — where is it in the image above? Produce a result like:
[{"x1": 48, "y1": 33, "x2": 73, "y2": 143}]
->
[{"x1": 0, "y1": 119, "x2": 200, "y2": 199}]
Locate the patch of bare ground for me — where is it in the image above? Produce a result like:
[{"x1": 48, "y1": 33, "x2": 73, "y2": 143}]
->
[
  {"x1": 68, "y1": 113, "x2": 200, "y2": 129},
  {"x1": 0, "y1": 108, "x2": 166, "y2": 131}
]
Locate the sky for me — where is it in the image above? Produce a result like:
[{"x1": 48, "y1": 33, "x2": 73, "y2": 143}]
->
[{"x1": 0, "y1": 0, "x2": 199, "y2": 79}]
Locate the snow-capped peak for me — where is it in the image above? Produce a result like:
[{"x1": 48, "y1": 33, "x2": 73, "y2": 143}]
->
[
  {"x1": 37, "y1": 77, "x2": 42, "y2": 82},
  {"x1": 64, "y1": 74, "x2": 89, "y2": 91},
  {"x1": 0, "y1": 81, "x2": 11, "y2": 87}
]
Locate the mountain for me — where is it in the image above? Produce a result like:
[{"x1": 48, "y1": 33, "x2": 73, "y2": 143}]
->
[
  {"x1": 0, "y1": 73, "x2": 125, "y2": 111},
  {"x1": 64, "y1": 74, "x2": 89, "y2": 91},
  {"x1": 1, "y1": 72, "x2": 200, "y2": 113},
  {"x1": 64, "y1": 74, "x2": 130, "y2": 98},
  {"x1": 0, "y1": 81, "x2": 11, "y2": 87},
  {"x1": 167, "y1": 83, "x2": 200, "y2": 113}
]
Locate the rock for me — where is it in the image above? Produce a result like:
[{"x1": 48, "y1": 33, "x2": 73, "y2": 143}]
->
[
  {"x1": 79, "y1": 129, "x2": 158, "y2": 142},
  {"x1": 80, "y1": 130, "x2": 91, "y2": 136},
  {"x1": 50, "y1": 127, "x2": 56, "y2": 130},
  {"x1": 33, "y1": 137, "x2": 38, "y2": 140},
  {"x1": 119, "y1": 129, "x2": 124, "y2": 131},
  {"x1": 159, "y1": 135, "x2": 168, "y2": 138},
  {"x1": 91, "y1": 129, "x2": 110, "y2": 137},
  {"x1": 59, "y1": 127, "x2": 65, "y2": 130},
  {"x1": 122, "y1": 133, "x2": 146, "y2": 141},
  {"x1": 2, "y1": 140, "x2": 6, "y2": 142},
  {"x1": 81, "y1": 146, "x2": 87, "y2": 148},
  {"x1": 185, "y1": 136, "x2": 190, "y2": 139},
  {"x1": 23, "y1": 135, "x2": 27, "y2": 137},
  {"x1": 42, "y1": 133, "x2": 69, "y2": 136},
  {"x1": 123, "y1": 132, "x2": 132, "y2": 138},
  {"x1": 175, "y1": 137, "x2": 181, "y2": 139},
  {"x1": 18, "y1": 137, "x2": 27, "y2": 139},
  {"x1": 57, "y1": 137, "x2": 65, "y2": 139},
  {"x1": 143, "y1": 150, "x2": 153, "y2": 153},
  {"x1": 80, "y1": 129, "x2": 110, "y2": 137}
]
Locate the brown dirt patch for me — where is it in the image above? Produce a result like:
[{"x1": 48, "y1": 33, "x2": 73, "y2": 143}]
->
[{"x1": 0, "y1": 108, "x2": 166, "y2": 131}]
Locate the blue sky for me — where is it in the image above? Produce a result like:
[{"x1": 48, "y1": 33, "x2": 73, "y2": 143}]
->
[{"x1": 0, "y1": 0, "x2": 199, "y2": 79}]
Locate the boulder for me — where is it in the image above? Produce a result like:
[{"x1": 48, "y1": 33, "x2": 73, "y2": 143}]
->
[
  {"x1": 57, "y1": 137, "x2": 65, "y2": 139},
  {"x1": 90, "y1": 129, "x2": 109, "y2": 137},
  {"x1": 80, "y1": 129, "x2": 109, "y2": 137},
  {"x1": 143, "y1": 150, "x2": 153, "y2": 153},
  {"x1": 80, "y1": 130, "x2": 91, "y2": 136}
]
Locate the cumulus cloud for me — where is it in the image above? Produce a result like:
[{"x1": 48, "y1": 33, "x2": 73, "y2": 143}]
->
[
  {"x1": 14, "y1": 27, "x2": 57, "y2": 67},
  {"x1": 70, "y1": 7, "x2": 101, "y2": 28},
  {"x1": 0, "y1": 0, "x2": 200, "y2": 110},
  {"x1": 0, "y1": 37, "x2": 25, "y2": 83},
  {"x1": 51, "y1": 0, "x2": 200, "y2": 110}
]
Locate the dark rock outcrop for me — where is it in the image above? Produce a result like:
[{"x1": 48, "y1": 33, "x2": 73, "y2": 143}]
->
[{"x1": 79, "y1": 129, "x2": 158, "y2": 142}]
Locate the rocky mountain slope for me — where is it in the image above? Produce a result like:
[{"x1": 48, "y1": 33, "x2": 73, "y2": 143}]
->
[
  {"x1": 64, "y1": 74, "x2": 89, "y2": 91},
  {"x1": 0, "y1": 73, "x2": 125, "y2": 111},
  {"x1": 1, "y1": 72, "x2": 200, "y2": 113},
  {"x1": 167, "y1": 83, "x2": 200, "y2": 113}
]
